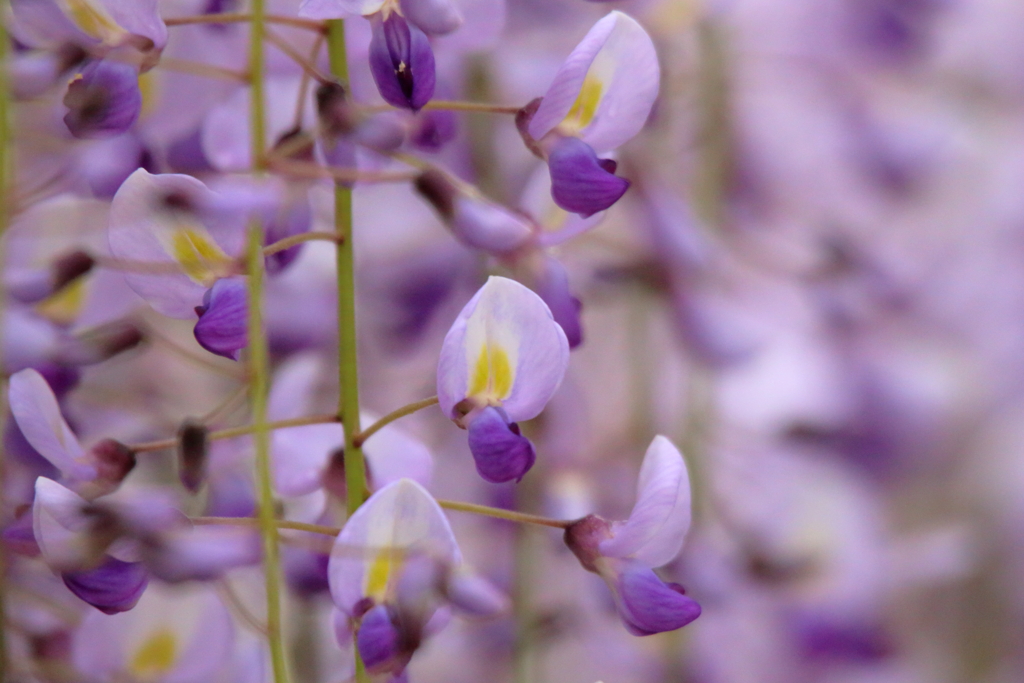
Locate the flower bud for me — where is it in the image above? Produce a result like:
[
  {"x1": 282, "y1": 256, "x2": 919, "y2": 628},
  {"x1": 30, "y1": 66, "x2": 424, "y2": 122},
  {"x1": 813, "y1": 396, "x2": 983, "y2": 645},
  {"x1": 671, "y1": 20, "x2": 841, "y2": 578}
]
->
[
  {"x1": 369, "y1": 12, "x2": 436, "y2": 111},
  {"x1": 177, "y1": 420, "x2": 208, "y2": 493}
]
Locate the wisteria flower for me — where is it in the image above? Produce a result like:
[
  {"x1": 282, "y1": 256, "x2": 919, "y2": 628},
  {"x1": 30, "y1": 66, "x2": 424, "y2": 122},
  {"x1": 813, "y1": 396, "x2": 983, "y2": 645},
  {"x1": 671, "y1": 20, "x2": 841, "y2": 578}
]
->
[
  {"x1": 329, "y1": 479, "x2": 506, "y2": 678},
  {"x1": 564, "y1": 436, "x2": 701, "y2": 635},
  {"x1": 301, "y1": 0, "x2": 464, "y2": 111},
  {"x1": 437, "y1": 276, "x2": 570, "y2": 483},
  {"x1": 519, "y1": 11, "x2": 659, "y2": 217}
]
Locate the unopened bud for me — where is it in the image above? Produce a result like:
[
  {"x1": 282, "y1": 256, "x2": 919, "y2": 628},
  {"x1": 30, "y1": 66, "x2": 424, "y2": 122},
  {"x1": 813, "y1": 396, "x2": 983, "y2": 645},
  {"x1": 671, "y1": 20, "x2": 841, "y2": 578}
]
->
[
  {"x1": 177, "y1": 420, "x2": 209, "y2": 493},
  {"x1": 316, "y1": 82, "x2": 357, "y2": 138},
  {"x1": 413, "y1": 170, "x2": 457, "y2": 219}
]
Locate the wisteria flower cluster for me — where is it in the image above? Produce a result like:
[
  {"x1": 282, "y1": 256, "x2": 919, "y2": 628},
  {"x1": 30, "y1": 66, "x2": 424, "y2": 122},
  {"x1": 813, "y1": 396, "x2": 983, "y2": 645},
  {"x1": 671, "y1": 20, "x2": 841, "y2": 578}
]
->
[{"x1": 2, "y1": 0, "x2": 1015, "y2": 681}]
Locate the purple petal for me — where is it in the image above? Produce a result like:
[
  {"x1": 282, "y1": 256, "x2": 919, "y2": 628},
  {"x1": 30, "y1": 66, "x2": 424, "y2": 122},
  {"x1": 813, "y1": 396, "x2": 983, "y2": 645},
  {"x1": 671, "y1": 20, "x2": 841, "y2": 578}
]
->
[
  {"x1": 609, "y1": 558, "x2": 700, "y2": 636},
  {"x1": 62, "y1": 555, "x2": 149, "y2": 614},
  {"x1": 63, "y1": 60, "x2": 141, "y2": 139},
  {"x1": 264, "y1": 194, "x2": 312, "y2": 274},
  {"x1": 548, "y1": 137, "x2": 629, "y2": 218},
  {"x1": 437, "y1": 277, "x2": 570, "y2": 424},
  {"x1": 445, "y1": 571, "x2": 509, "y2": 616},
  {"x1": 599, "y1": 435, "x2": 691, "y2": 567},
  {"x1": 528, "y1": 12, "x2": 660, "y2": 153},
  {"x1": 194, "y1": 277, "x2": 248, "y2": 361},
  {"x1": 2, "y1": 512, "x2": 41, "y2": 557},
  {"x1": 399, "y1": 0, "x2": 463, "y2": 35},
  {"x1": 357, "y1": 604, "x2": 401, "y2": 672},
  {"x1": 534, "y1": 256, "x2": 583, "y2": 349},
  {"x1": 8, "y1": 368, "x2": 91, "y2": 480},
  {"x1": 369, "y1": 13, "x2": 435, "y2": 111},
  {"x1": 466, "y1": 407, "x2": 536, "y2": 483}
]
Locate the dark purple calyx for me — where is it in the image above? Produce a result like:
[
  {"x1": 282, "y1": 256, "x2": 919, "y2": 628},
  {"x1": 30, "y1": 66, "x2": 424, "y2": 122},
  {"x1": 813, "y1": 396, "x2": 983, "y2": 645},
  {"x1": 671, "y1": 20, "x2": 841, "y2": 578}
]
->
[
  {"x1": 177, "y1": 420, "x2": 208, "y2": 493},
  {"x1": 563, "y1": 514, "x2": 612, "y2": 573}
]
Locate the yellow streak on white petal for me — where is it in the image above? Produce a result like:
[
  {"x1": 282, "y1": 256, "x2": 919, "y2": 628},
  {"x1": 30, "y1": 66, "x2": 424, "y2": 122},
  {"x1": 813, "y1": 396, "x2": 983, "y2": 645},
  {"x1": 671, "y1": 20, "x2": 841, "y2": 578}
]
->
[
  {"x1": 467, "y1": 343, "x2": 514, "y2": 404},
  {"x1": 365, "y1": 549, "x2": 400, "y2": 601},
  {"x1": 35, "y1": 278, "x2": 87, "y2": 326},
  {"x1": 169, "y1": 226, "x2": 234, "y2": 287},
  {"x1": 129, "y1": 629, "x2": 177, "y2": 679},
  {"x1": 61, "y1": 0, "x2": 127, "y2": 44},
  {"x1": 561, "y1": 73, "x2": 604, "y2": 135}
]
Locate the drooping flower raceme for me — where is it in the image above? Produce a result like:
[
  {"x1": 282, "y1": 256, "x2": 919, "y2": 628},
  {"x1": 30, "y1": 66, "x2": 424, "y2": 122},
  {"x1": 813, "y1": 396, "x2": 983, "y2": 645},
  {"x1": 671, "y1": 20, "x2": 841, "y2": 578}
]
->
[
  {"x1": 437, "y1": 276, "x2": 570, "y2": 483},
  {"x1": 300, "y1": 0, "x2": 464, "y2": 111},
  {"x1": 564, "y1": 436, "x2": 701, "y2": 635},
  {"x1": 329, "y1": 479, "x2": 507, "y2": 679},
  {"x1": 519, "y1": 11, "x2": 660, "y2": 217}
]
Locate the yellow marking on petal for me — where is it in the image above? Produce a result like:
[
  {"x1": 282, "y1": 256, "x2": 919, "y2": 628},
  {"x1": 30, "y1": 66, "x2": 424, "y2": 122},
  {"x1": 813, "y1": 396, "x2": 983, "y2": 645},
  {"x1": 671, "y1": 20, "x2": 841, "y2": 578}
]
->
[
  {"x1": 138, "y1": 70, "x2": 157, "y2": 117},
  {"x1": 35, "y1": 278, "x2": 87, "y2": 326},
  {"x1": 366, "y1": 550, "x2": 396, "y2": 601},
  {"x1": 129, "y1": 630, "x2": 177, "y2": 679},
  {"x1": 562, "y1": 73, "x2": 604, "y2": 133},
  {"x1": 170, "y1": 227, "x2": 233, "y2": 286},
  {"x1": 468, "y1": 343, "x2": 514, "y2": 403},
  {"x1": 61, "y1": 0, "x2": 125, "y2": 44}
]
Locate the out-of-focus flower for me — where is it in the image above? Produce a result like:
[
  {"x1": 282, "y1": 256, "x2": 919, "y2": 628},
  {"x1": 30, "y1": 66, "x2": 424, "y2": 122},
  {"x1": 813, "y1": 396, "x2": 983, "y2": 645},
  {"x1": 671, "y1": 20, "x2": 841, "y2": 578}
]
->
[
  {"x1": 9, "y1": 368, "x2": 135, "y2": 496},
  {"x1": 564, "y1": 436, "x2": 701, "y2": 635},
  {"x1": 62, "y1": 59, "x2": 142, "y2": 139},
  {"x1": 329, "y1": 479, "x2": 506, "y2": 678},
  {"x1": 437, "y1": 276, "x2": 570, "y2": 482},
  {"x1": 108, "y1": 169, "x2": 252, "y2": 360},
  {"x1": 71, "y1": 583, "x2": 236, "y2": 682},
  {"x1": 518, "y1": 11, "x2": 659, "y2": 217}
]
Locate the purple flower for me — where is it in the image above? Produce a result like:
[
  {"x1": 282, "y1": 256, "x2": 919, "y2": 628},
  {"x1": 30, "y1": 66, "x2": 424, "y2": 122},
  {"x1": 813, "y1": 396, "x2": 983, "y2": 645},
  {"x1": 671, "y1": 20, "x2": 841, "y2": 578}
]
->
[
  {"x1": 369, "y1": 12, "x2": 436, "y2": 111},
  {"x1": 564, "y1": 436, "x2": 701, "y2": 635},
  {"x1": 437, "y1": 277, "x2": 570, "y2": 481},
  {"x1": 63, "y1": 60, "x2": 142, "y2": 139},
  {"x1": 547, "y1": 137, "x2": 630, "y2": 218}
]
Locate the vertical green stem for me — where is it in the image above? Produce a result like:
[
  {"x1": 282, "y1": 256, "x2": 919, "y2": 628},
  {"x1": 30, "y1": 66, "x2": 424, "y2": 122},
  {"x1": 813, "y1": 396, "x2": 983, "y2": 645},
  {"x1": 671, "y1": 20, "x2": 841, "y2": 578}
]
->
[
  {"x1": 325, "y1": 20, "x2": 367, "y2": 518},
  {"x1": 248, "y1": 4, "x2": 288, "y2": 683},
  {"x1": 246, "y1": 227, "x2": 290, "y2": 683},
  {"x1": 325, "y1": 20, "x2": 369, "y2": 683}
]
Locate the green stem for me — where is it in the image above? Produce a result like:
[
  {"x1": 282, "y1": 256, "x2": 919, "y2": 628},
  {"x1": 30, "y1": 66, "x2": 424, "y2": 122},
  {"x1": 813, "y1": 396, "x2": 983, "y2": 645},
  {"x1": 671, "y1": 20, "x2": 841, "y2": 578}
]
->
[
  {"x1": 248, "y1": 4, "x2": 289, "y2": 683},
  {"x1": 246, "y1": 227, "x2": 290, "y2": 683},
  {"x1": 326, "y1": 20, "x2": 367, "y2": 519},
  {"x1": 129, "y1": 412, "x2": 340, "y2": 453},
  {"x1": 437, "y1": 499, "x2": 570, "y2": 529},
  {"x1": 352, "y1": 396, "x2": 438, "y2": 447},
  {"x1": 326, "y1": 22, "x2": 370, "y2": 683}
]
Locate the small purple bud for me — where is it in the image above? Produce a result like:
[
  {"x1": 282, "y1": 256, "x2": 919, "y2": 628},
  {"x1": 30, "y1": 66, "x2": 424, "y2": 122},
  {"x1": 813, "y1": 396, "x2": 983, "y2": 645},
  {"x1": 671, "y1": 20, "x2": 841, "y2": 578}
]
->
[
  {"x1": 410, "y1": 109, "x2": 457, "y2": 151},
  {"x1": 613, "y1": 560, "x2": 701, "y2": 636},
  {"x1": 264, "y1": 197, "x2": 313, "y2": 274},
  {"x1": 63, "y1": 60, "x2": 142, "y2": 139},
  {"x1": 547, "y1": 136, "x2": 630, "y2": 217},
  {"x1": 62, "y1": 555, "x2": 149, "y2": 615},
  {"x1": 316, "y1": 82, "x2": 357, "y2": 138},
  {"x1": 466, "y1": 406, "x2": 536, "y2": 483},
  {"x1": 177, "y1": 420, "x2": 208, "y2": 493},
  {"x1": 357, "y1": 605, "x2": 402, "y2": 673},
  {"x1": 194, "y1": 277, "x2": 248, "y2": 361},
  {"x1": 369, "y1": 12, "x2": 436, "y2": 111}
]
